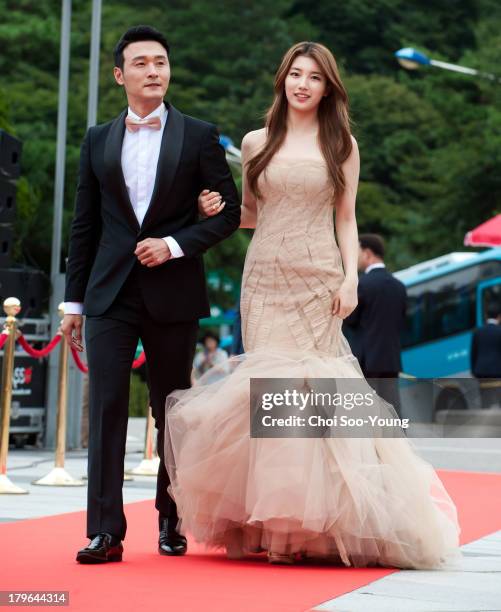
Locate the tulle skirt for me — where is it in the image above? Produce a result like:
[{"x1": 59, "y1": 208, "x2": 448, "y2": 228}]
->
[{"x1": 164, "y1": 348, "x2": 461, "y2": 569}]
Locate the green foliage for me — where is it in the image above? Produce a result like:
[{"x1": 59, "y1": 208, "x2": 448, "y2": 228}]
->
[
  {"x1": 0, "y1": 0, "x2": 500, "y2": 280},
  {"x1": 129, "y1": 372, "x2": 149, "y2": 417},
  {"x1": 293, "y1": 0, "x2": 501, "y2": 267},
  {"x1": 291, "y1": 0, "x2": 477, "y2": 75}
]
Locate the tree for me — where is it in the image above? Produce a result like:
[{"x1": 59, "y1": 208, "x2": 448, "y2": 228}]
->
[
  {"x1": 0, "y1": 0, "x2": 315, "y2": 281},
  {"x1": 1, "y1": 0, "x2": 500, "y2": 279}
]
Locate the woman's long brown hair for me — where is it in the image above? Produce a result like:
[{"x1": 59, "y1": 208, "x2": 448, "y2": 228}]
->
[{"x1": 247, "y1": 42, "x2": 353, "y2": 203}]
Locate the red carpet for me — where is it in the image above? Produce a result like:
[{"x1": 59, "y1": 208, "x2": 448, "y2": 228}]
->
[{"x1": 1, "y1": 469, "x2": 500, "y2": 612}]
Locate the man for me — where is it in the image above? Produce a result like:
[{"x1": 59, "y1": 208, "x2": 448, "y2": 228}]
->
[
  {"x1": 471, "y1": 302, "x2": 501, "y2": 408},
  {"x1": 344, "y1": 234, "x2": 407, "y2": 415},
  {"x1": 471, "y1": 302, "x2": 501, "y2": 378},
  {"x1": 62, "y1": 26, "x2": 240, "y2": 564}
]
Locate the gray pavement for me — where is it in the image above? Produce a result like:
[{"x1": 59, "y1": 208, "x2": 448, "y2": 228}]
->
[
  {"x1": 1, "y1": 418, "x2": 501, "y2": 611},
  {"x1": 0, "y1": 417, "x2": 156, "y2": 522},
  {"x1": 313, "y1": 532, "x2": 501, "y2": 611},
  {"x1": 412, "y1": 437, "x2": 501, "y2": 473}
]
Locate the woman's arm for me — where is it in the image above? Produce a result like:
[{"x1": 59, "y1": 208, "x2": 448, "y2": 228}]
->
[
  {"x1": 170, "y1": 125, "x2": 241, "y2": 257},
  {"x1": 335, "y1": 136, "x2": 360, "y2": 283},
  {"x1": 239, "y1": 132, "x2": 258, "y2": 229},
  {"x1": 196, "y1": 130, "x2": 260, "y2": 228},
  {"x1": 332, "y1": 136, "x2": 360, "y2": 319}
]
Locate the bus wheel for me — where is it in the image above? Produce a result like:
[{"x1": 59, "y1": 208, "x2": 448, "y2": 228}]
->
[
  {"x1": 12, "y1": 434, "x2": 27, "y2": 449},
  {"x1": 435, "y1": 388, "x2": 467, "y2": 413}
]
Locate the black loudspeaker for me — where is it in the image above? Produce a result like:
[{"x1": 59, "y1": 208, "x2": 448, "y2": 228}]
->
[
  {"x1": 0, "y1": 225, "x2": 13, "y2": 268},
  {"x1": 0, "y1": 130, "x2": 22, "y2": 179},
  {"x1": 0, "y1": 267, "x2": 48, "y2": 317},
  {"x1": 0, "y1": 178, "x2": 16, "y2": 223}
]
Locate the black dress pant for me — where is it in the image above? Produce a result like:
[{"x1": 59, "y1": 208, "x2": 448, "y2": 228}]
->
[{"x1": 84, "y1": 267, "x2": 198, "y2": 540}]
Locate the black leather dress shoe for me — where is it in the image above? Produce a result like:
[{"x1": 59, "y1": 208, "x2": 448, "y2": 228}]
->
[
  {"x1": 76, "y1": 533, "x2": 123, "y2": 564},
  {"x1": 158, "y1": 517, "x2": 187, "y2": 556}
]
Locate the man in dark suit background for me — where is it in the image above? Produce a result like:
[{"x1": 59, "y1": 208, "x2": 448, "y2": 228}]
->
[
  {"x1": 471, "y1": 302, "x2": 501, "y2": 408},
  {"x1": 344, "y1": 234, "x2": 407, "y2": 415},
  {"x1": 471, "y1": 302, "x2": 501, "y2": 378},
  {"x1": 61, "y1": 26, "x2": 240, "y2": 563}
]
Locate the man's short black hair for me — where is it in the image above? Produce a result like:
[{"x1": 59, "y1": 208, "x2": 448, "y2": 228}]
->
[
  {"x1": 359, "y1": 233, "x2": 385, "y2": 259},
  {"x1": 114, "y1": 25, "x2": 170, "y2": 70}
]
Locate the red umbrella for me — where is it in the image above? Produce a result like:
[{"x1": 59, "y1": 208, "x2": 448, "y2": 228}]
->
[{"x1": 464, "y1": 214, "x2": 501, "y2": 247}]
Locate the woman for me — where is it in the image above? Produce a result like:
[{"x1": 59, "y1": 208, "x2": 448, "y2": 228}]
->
[{"x1": 164, "y1": 42, "x2": 460, "y2": 567}]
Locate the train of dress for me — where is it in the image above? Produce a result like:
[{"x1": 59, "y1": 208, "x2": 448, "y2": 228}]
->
[{"x1": 164, "y1": 348, "x2": 461, "y2": 569}]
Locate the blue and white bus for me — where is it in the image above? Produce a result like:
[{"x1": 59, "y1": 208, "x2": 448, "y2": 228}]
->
[{"x1": 394, "y1": 248, "x2": 501, "y2": 378}]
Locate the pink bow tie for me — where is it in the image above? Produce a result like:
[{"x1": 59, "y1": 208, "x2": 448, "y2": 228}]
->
[{"x1": 125, "y1": 116, "x2": 162, "y2": 132}]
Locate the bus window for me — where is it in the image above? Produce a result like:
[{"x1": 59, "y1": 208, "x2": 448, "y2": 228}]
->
[
  {"x1": 480, "y1": 284, "x2": 501, "y2": 323},
  {"x1": 403, "y1": 265, "x2": 480, "y2": 347},
  {"x1": 402, "y1": 294, "x2": 423, "y2": 347},
  {"x1": 428, "y1": 283, "x2": 474, "y2": 338}
]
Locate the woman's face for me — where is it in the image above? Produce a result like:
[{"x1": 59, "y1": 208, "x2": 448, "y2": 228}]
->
[{"x1": 284, "y1": 55, "x2": 328, "y2": 113}]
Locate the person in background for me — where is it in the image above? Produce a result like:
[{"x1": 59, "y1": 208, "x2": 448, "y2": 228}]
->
[
  {"x1": 193, "y1": 331, "x2": 229, "y2": 380},
  {"x1": 471, "y1": 302, "x2": 501, "y2": 378},
  {"x1": 471, "y1": 302, "x2": 501, "y2": 408},
  {"x1": 344, "y1": 233, "x2": 407, "y2": 415}
]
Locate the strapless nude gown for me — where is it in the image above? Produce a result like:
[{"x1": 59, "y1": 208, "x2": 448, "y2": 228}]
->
[{"x1": 164, "y1": 157, "x2": 461, "y2": 568}]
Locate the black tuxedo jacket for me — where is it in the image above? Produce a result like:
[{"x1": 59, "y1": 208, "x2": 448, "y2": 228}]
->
[
  {"x1": 64, "y1": 102, "x2": 240, "y2": 322},
  {"x1": 470, "y1": 323, "x2": 501, "y2": 378},
  {"x1": 344, "y1": 267, "x2": 407, "y2": 374}
]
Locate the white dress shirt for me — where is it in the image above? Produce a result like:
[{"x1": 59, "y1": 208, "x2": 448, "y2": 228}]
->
[
  {"x1": 365, "y1": 262, "x2": 386, "y2": 274},
  {"x1": 65, "y1": 102, "x2": 184, "y2": 315}
]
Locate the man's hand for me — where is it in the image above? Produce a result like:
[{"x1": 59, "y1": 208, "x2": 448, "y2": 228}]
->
[
  {"x1": 61, "y1": 314, "x2": 84, "y2": 352},
  {"x1": 135, "y1": 238, "x2": 171, "y2": 267}
]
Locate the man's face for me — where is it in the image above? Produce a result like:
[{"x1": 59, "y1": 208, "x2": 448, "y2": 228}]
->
[{"x1": 114, "y1": 40, "x2": 170, "y2": 104}]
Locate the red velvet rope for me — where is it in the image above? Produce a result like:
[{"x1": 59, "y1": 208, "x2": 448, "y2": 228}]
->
[
  {"x1": 3, "y1": 328, "x2": 146, "y2": 373},
  {"x1": 0, "y1": 332, "x2": 8, "y2": 350},
  {"x1": 132, "y1": 351, "x2": 146, "y2": 369},
  {"x1": 70, "y1": 348, "x2": 146, "y2": 373},
  {"x1": 17, "y1": 333, "x2": 62, "y2": 358},
  {"x1": 71, "y1": 347, "x2": 89, "y2": 373}
]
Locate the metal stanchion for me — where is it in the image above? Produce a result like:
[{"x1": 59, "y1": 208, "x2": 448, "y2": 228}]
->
[
  {"x1": 125, "y1": 406, "x2": 160, "y2": 476},
  {"x1": 0, "y1": 298, "x2": 28, "y2": 494},
  {"x1": 33, "y1": 303, "x2": 84, "y2": 486}
]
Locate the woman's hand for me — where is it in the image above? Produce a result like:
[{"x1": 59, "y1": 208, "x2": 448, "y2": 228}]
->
[
  {"x1": 198, "y1": 189, "x2": 225, "y2": 217},
  {"x1": 332, "y1": 279, "x2": 358, "y2": 319}
]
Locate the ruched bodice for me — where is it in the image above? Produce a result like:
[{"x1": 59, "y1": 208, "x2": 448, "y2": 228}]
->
[
  {"x1": 241, "y1": 157, "x2": 347, "y2": 354},
  {"x1": 252, "y1": 157, "x2": 336, "y2": 237}
]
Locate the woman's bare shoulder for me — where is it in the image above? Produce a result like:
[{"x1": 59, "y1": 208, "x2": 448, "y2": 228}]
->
[
  {"x1": 345, "y1": 134, "x2": 359, "y2": 165},
  {"x1": 242, "y1": 128, "x2": 267, "y2": 152}
]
